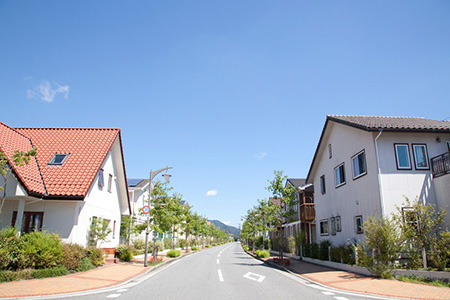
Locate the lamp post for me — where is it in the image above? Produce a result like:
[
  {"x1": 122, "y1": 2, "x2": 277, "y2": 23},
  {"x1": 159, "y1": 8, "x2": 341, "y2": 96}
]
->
[{"x1": 144, "y1": 166, "x2": 173, "y2": 267}]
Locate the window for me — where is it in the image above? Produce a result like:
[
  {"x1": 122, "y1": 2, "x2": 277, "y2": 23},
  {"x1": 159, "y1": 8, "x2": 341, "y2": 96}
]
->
[
  {"x1": 328, "y1": 144, "x2": 332, "y2": 159},
  {"x1": 48, "y1": 153, "x2": 69, "y2": 166},
  {"x1": 402, "y1": 207, "x2": 417, "y2": 229},
  {"x1": 320, "y1": 175, "x2": 326, "y2": 194},
  {"x1": 355, "y1": 215, "x2": 364, "y2": 234},
  {"x1": 331, "y1": 217, "x2": 336, "y2": 235},
  {"x1": 394, "y1": 144, "x2": 411, "y2": 170},
  {"x1": 352, "y1": 150, "x2": 367, "y2": 179},
  {"x1": 320, "y1": 219, "x2": 329, "y2": 235},
  {"x1": 98, "y1": 169, "x2": 104, "y2": 188},
  {"x1": 335, "y1": 163, "x2": 346, "y2": 187},
  {"x1": 12, "y1": 211, "x2": 44, "y2": 233},
  {"x1": 412, "y1": 144, "x2": 429, "y2": 170},
  {"x1": 447, "y1": 140, "x2": 450, "y2": 151},
  {"x1": 108, "y1": 174, "x2": 113, "y2": 192},
  {"x1": 113, "y1": 220, "x2": 116, "y2": 239},
  {"x1": 335, "y1": 216, "x2": 341, "y2": 232}
]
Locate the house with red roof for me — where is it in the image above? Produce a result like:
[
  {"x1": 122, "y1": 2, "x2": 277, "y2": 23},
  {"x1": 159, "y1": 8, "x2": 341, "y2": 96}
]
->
[
  {"x1": 306, "y1": 115, "x2": 450, "y2": 246},
  {"x1": 0, "y1": 122, "x2": 130, "y2": 248}
]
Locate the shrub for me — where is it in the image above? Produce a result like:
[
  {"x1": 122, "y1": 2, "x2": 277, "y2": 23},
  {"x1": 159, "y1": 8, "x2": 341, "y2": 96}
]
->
[
  {"x1": 86, "y1": 247, "x2": 104, "y2": 266},
  {"x1": 115, "y1": 245, "x2": 134, "y2": 262},
  {"x1": 148, "y1": 256, "x2": 163, "y2": 265},
  {"x1": 0, "y1": 269, "x2": 32, "y2": 282},
  {"x1": 163, "y1": 238, "x2": 172, "y2": 250},
  {"x1": 191, "y1": 246, "x2": 199, "y2": 251},
  {"x1": 62, "y1": 243, "x2": 86, "y2": 271},
  {"x1": 18, "y1": 231, "x2": 64, "y2": 269},
  {"x1": 76, "y1": 257, "x2": 95, "y2": 272},
  {"x1": 311, "y1": 243, "x2": 319, "y2": 259},
  {"x1": 319, "y1": 240, "x2": 331, "y2": 261},
  {"x1": 31, "y1": 266, "x2": 69, "y2": 279},
  {"x1": 212, "y1": 243, "x2": 217, "y2": 247},
  {"x1": 205, "y1": 245, "x2": 211, "y2": 248},
  {"x1": 133, "y1": 239, "x2": 145, "y2": 250},
  {"x1": 0, "y1": 234, "x2": 23, "y2": 270},
  {"x1": 166, "y1": 250, "x2": 180, "y2": 258},
  {"x1": 255, "y1": 250, "x2": 270, "y2": 258},
  {"x1": 177, "y1": 239, "x2": 186, "y2": 248}
]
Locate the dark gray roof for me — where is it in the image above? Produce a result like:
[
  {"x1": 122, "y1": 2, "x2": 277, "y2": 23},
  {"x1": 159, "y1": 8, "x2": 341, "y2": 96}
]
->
[
  {"x1": 286, "y1": 178, "x2": 306, "y2": 188},
  {"x1": 127, "y1": 178, "x2": 147, "y2": 188},
  {"x1": 329, "y1": 115, "x2": 450, "y2": 132}
]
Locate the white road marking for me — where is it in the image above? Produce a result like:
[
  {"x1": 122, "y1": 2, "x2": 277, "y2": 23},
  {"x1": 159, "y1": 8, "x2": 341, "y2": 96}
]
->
[
  {"x1": 218, "y1": 269, "x2": 224, "y2": 282},
  {"x1": 217, "y1": 259, "x2": 220, "y2": 264},
  {"x1": 243, "y1": 272, "x2": 265, "y2": 283},
  {"x1": 116, "y1": 289, "x2": 128, "y2": 292},
  {"x1": 334, "y1": 297, "x2": 349, "y2": 300},
  {"x1": 107, "y1": 294, "x2": 121, "y2": 298},
  {"x1": 322, "y1": 291, "x2": 336, "y2": 296}
]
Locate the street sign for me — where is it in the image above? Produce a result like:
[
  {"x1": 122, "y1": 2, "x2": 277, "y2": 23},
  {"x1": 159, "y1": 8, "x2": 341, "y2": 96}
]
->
[{"x1": 142, "y1": 205, "x2": 151, "y2": 214}]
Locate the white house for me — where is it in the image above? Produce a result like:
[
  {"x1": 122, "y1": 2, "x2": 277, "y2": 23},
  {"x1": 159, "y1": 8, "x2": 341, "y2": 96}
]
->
[
  {"x1": 306, "y1": 115, "x2": 450, "y2": 245},
  {"x1": 0, "y1": 121, "x2": 130, "y2": 250}
]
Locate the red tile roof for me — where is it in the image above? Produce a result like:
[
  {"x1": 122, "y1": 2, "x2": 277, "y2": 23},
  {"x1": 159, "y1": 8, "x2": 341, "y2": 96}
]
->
[{"x1": 1, "y1": 122, "x2": 121, "y2": 198}]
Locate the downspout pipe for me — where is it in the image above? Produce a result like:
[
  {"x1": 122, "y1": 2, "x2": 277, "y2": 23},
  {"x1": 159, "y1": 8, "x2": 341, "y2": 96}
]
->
[{"x1": 374, "y1": 130, "x2": 385, "y2": 218}]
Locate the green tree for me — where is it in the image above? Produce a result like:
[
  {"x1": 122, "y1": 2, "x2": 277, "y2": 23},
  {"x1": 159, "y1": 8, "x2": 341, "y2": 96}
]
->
[
  {"x1": 88, "y1": 218, "x2": 112, "y2": 248},
  {"x1": 267, "y1": 170, "x2": 298, "y2": 259}
]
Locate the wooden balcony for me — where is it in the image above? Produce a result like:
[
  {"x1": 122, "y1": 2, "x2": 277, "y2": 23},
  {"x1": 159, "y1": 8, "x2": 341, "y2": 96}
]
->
[{"x1": 300, "y1": 203, "x2": 315, "y2": 222}]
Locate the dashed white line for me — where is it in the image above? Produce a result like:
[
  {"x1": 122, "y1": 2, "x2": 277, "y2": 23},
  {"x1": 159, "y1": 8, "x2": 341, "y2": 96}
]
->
[
  {"x1": 217, "y1": 259, "x2": 220, "y2": 264},
  {"x1": 107, "y1": 294, "x2": 121, "y2": 298},
  {"x1": 322, "y1": 291, "x2": 336, "y2": 296},
  {"x1": 116, "y1": 289, "x2": 128, "y2": 292},
  {"x1": 218, "y1": 269, "x2": 224, "y2": 282},
  {"x1": 334, "y1": 297, "x2": 349, "y2": 300}
]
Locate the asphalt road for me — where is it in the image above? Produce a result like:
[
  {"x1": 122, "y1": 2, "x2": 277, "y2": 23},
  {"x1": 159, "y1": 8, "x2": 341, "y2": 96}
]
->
[{"x1": 51, "y1": 243, "x2": 395, "y2": 300}]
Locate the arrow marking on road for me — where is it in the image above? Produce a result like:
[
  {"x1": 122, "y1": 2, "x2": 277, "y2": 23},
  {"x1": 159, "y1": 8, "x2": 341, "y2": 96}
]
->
[{"x1": 243, "y1": 272, "x2": 265, "y2": 283}]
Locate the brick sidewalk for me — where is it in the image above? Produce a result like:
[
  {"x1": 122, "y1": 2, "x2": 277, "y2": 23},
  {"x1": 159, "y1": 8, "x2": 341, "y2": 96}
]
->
[
  {"x1": 0, "y1": 253, "x2": 176, "y2": 298},
  {"x1": 265, "y1": 255, "x2": 450, "y2": 300}
]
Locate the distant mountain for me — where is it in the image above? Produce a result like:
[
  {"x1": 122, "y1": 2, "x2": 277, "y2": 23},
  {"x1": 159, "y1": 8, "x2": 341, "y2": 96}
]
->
[{"x1": 209, "y1": 220, "x2": 240, "y2": 238}]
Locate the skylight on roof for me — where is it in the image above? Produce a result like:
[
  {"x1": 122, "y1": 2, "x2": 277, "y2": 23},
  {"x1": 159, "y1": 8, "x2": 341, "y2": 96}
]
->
[{"x1": 48, "y1": 153, "x2": 69, "y2": 166}]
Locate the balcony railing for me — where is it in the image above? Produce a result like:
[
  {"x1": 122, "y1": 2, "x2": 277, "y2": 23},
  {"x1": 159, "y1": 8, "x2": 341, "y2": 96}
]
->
[
  {"x1": 431, "y1": 152, "x2": 450, "y2": 177},
  {"x1": 300, "y1": 203, "x2": 315, "y2": 222}
]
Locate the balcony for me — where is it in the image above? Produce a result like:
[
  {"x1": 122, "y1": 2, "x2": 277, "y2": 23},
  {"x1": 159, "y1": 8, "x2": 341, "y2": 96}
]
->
[
  {"x1": 431, "y1": 152, "x2": 450, "y2": 177},
  {"x1": 300, "y1": 203, "x2": 315, "y2": 222}
]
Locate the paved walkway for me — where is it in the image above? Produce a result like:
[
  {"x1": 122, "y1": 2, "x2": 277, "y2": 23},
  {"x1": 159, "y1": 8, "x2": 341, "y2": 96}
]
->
[{"x1": 1, "y1": 248, "x2": 450, "y2": 299}]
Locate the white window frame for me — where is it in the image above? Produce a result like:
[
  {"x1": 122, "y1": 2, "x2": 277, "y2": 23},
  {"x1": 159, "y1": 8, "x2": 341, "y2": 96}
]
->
[
  {"x1": 320, "y1": 219, "x2": 329, "y2": 236},
  {"x1": 352, "y1": 150, "x2": 367, "y2": 179},
  {"x1": 335, "y1": 163, "x2": 346, "y2": 188},
  {"x1": 394, "y1": 144, "x2": 412, "y2": 170},
  {"x1": 412, "y1": 144, "x2": 430, "y2": 170}
]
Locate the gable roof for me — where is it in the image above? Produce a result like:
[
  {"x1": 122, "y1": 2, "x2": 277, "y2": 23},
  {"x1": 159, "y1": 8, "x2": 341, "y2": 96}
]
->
[
  {"x1": 286, "y1": 178, "x2": 306, "y2": 188},
  {"x1": 1, "y1": 122, "x2": 128, "y2": 200},
  {"x1": 306, "y1": 115, "x2": 450, "y2": 183},
  {"x1": 328, "y1": 115, "x2": 450, "y2": 132}
]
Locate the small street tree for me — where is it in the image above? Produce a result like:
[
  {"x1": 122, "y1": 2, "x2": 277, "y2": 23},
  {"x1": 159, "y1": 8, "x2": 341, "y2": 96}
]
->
[{"x1": 267, "y1": 170, "x2": 298, "y2": 260}]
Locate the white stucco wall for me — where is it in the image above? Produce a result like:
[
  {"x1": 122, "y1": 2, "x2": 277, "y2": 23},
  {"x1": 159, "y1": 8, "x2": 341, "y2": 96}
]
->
[{"x1": 312, "y1": 122, "x2": 381, "y2": 245}]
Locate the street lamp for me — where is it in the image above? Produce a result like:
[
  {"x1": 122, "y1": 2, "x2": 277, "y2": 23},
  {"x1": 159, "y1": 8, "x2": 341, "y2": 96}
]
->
[{"x1": 144, "y1": 166, "x2": 173, "y2": 267}]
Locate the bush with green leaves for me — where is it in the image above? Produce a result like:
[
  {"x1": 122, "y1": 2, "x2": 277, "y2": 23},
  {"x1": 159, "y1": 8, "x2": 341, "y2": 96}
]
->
[
  {"x1": 319, "y1": 240, "x2": 331, "y2": 261},
  {"x1": 191, "y1": 246, "x2": 199, "y2": 251},
  {"x1": 255, "y1": 250, "x2": 270, "y2": 258},
  {"x1": 18, "y1": 231, "x2": 64, "y2": 269},
  {"x1": 205, "y1": 244, "x2": 211, "y2": 248},
  {"x1": 86, "y1": 247, "x2": 104, "y2": 266},
  {"x1": 76, "y1": 257, "x2": 95, "y2": 272},
  {"x1": 115, "y1": 244, "x2": 134, "y2": 262},
  {"x1": 166, "y1": 250, "x2": 180, "y2": 258},
  {"x1": 311, "y1": 243, "x2": 319, "y2": 259},
  {"x1": 0, "y1": 266, "x2": 69, "y2": 283},
  {"x1": 132, "y1": 239, "x2": 145, "y2": 250},
  {"x1": 177, "y1": 239, "x2": 186, "y2": 248},
  {"x1": 62, "y1": 243, "x2": 86, "y2": 271},
  {"x1": 0, "y1": 228, "x2": 23, "y2": 270},
  {"x1": 163, "y1": 238, "x2": 172, "y2": 250}
]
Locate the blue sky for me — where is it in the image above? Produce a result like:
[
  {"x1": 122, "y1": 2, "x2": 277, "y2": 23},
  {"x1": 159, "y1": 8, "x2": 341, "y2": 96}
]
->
[{"x1": 1, "y1": 1, "x2": 449, "y2": 229}]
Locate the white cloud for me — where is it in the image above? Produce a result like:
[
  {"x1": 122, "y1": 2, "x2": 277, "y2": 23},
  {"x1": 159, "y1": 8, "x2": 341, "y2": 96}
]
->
[
  {"x1": 255, "y1": 152, "x2": 267, "y2": 160},
  {"x1": 206, "y1": 190, "x2": 218, "y2": 197},
  {"x1": 27, "y1": 81, "x2": 70, "y2": 103}
]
